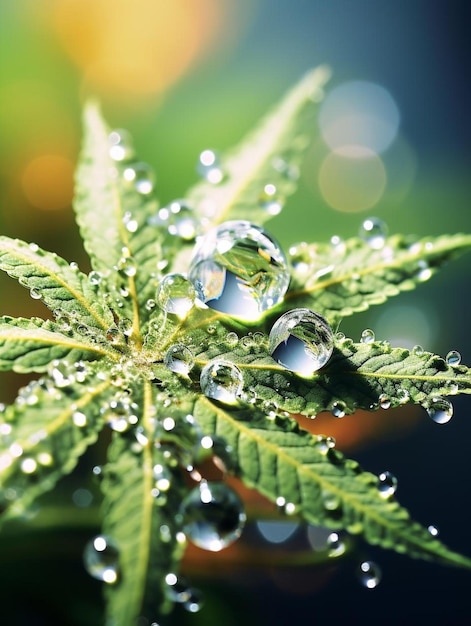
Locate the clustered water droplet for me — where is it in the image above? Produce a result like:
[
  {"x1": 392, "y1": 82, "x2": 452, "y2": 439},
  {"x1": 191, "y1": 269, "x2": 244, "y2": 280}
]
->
[
  {"x1": 268, "y1": 308, "x2": 334, "y2": 377},
  {"x1": 189, "y1": 220, "x2": 290, "y2": 322},
  {"x1": 179, "y1": 481, "x2": 246, "y2": 552}
]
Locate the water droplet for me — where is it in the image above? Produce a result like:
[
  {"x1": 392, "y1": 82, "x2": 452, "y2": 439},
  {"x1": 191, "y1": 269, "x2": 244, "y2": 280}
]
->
[
  {"x1": 260, "y1": 183, "x2": 283, "y2": 216},
  {"x1": 155, "y1": 199, "x2": 199, "y2": 241},
  {"x1": 102, "y1": 396, "x2": 138, "y2": 432},
  {"x1": 412, "y1": 345, "x2": 424, "y2": 356},
  {"x1": 426, "y1": 396, "x2": 453, "y2": 424},
  {"x1": 360, "y1": 328, "x2": 375, "y2": 344},
  {"x1": 330, "y1": 400, "x2": 346, "y2": 418},
  {"x1": 197, "y1": 149, "x2": 224, "y2": 184},
  {"x1": 378, "y1": 394, "x2": 391, "y2": 409},
  {"x1": 322, "y1": 489, "x2": 341, "y2": 511},
  {"x1": 83, "y1": 535, "x2": 120, "y2": 584},
  {"x1": 145, "y1": 298, "x2": 156, "y2": 311},
  {"x1": 30, "y1": 288, "x2": 42, "y2": 300},
  {"x1": 226, "y1": 331, "x2": 239, "y2": 348},
  {"x1": 117, "y1": 255, "x2": 137, "y2": 277},
  {"x1": 200, "y1": 360, "x2": 243, "y2": 405},
  {"x1": 446, "y1": 350, "x2": 461, "y2": 367},
  {"x1": 153, "y1": 463, "x2": 172, "y2": 493},
  {"x1": 164, "y1": 344, "x2": 195, "y2": 376},
  {"x1": 20, "y1": 457, "x2": 38, "y2": 474},
  {"x1": 268, "y1": 309, "x2": 334, "y2": 376},
  {"x1": 179, "y1": 481, "x2": 246, "y2": 552},
  {"x1": 315, "y1": 435, "x2": 336, "y2": 454},
  {"x1": 165, "y1": 573, "x2": 192, "y2": 603},
  {"x1": 359, "y1": 217, "x2": 388, "y2": 249},
  {"x1": 183, "y1": 588, "x2": 204, "y2": 613},
  {"x1": 123, "y1": 162, "x2": 155, "y2": 195},
  {"x1": 326, "y1": 532, "x2": 346, "y2": 557},
  {"x1": 88, "y1": 270, "x2": 103, "y2": 286},
  {"x1": 397, "y1": 388, "x2": 410, "y2": 404},
  {"x1": 189, "y1": 220, "x2": 290, "y2": 322},
  {"x1": 72, "y1": 411, "x2": 87, "y2": 428},
  {"x1": 108, "y1": 129, "x2": 134, "y2": 162},
  {"x1": 416, "y1": 260, "x2": 432, "y2": 281},
  {"x1": 428, "y1": 524, "x2": 439, "y2": 537},
  {"x1": 48, "y1": 360, "x2": 75, "y2": 388},
  {"x1": 358, "y1": 560, "x2": 382, "y2": 589},
  {"x1": 378, "y1": 470, "x2": 398, "y2": 498},
  {"x1": 156, "y1": 274, "x2": 196, "y2": 318}
]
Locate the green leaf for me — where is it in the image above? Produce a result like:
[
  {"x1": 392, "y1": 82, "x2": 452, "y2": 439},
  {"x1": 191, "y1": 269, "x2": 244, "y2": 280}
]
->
[
  {"x1": 194, "y1": 397, "x2": 471, "y2": 569},
  {"x1": 0, "y1": 370, "x2": 112, "y2": 522},
  {"x1": 192, "y1": 335, "x2": 471, "y2": 416},
  {"x1": 285, "y1": 233, "x2": 471, "y2": 324},
  {"x1": 0, "y1": 236, "x2": 113, "y2": 332},
  {"x1": 0, "y1": 316, "x2": 115, "y2": 373},
  {"x1": 75, "y1": 102, "x2": 165, "y2": 336},
  {"x1": 101, "y1": 380, "x2": 185, "y2": 625},
  {"x1": 185, "y1": 66, "x2": 331, "y2": 228}
]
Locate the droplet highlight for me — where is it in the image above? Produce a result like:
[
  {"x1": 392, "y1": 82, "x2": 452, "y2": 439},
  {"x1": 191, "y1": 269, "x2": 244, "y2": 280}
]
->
[
  {"x1": 359, "y1": 217, "x2": 388, "y2": 249},
  {"x1": 83, "y1": 535, "x2": 120, "y2": 584},
  {"x1": 200, "y1": 360, "x2": 243, "y2": 405},
  {"x1": 157, "y1": 274, "x2": 196, "y2": 318}
]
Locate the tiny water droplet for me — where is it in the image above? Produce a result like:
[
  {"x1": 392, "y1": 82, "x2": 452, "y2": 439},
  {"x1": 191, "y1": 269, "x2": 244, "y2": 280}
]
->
[
  {"x1": 416, "y1": 260, "x2": 432, "y2": 281},
  {"x1": 118, "y1": 255, "x2": 137, "y2": 277},
  {"x1": 30, "y1": 288, "x2": 42, "y2": 300},
  {"x1": 428, "y1": 524, "x2": 439, "y2": 537},
  {"x1": 160, "y1": 200, "x2": 198, "y2": 241},
  {"x1": 200, "y1": 360, "x2": 243, "y2": 405},
  {"x1": 446, "y1": 350, "x2": 461, "y2": 367},
  {"x1": 359, "y1": 217, "x2": 388, "y2": 249},
  {"x1": 315, "y1": 435, "x2": 336, "y2": 454},
  {"x1": 225, "y1": 331, "x2": 239, "y2": 348},
  {"x1": 165, "y1": 573, "x2": 192, "y2": 603},
  {"x1": 183, "y1": 588, "x2": 204, "y2": 613},
  {"x1": 379, "y1": 393, "x2": 391, "y2": 409},
  {"x1": 88, "y1": 270, "x2": 103, "y2": 286},
  {"x1": 330, "y1": 400, "x2": 346, "y2": 418},
  {"x1": 122, "y1": 211, "x2": 139, "y2": 233},
  {"x1": 397, "y1": 388, "x2": 410, "y2": 404},
  {"x1": 358, "y1": 560, "x2": 381, "y2": 589},
  {"x1": 83, "y1": 535, "x2": 120, "y2": 584},
  {"x1": 164, "y1": 344, "x2": 195, "y2": 376},
  {"x1": 179, "y1": 481, "x2": 246, "y2": 551},
  {"x1": 360, "y1": 328, "x2": 375, "y2": 344},
  {"x1": 102, "y1": 397, "x2": 138, "y2": 432},
  {"x1": 260, "y1": 183, "x2": 283, "y2": 216},
  {"x1": 269, "y1": 309, "x2": 334, "y2": 377},
  {"x1": 157, "y1": 274, "x2": 196, "y2": 318},
  {"x1": 48, "y1": 360, "x2": 75, "y2": 388},
  {"x1": 20, "y1": 457, "x2": 38, "y2": 474},
  {"x1": 189, "y1": 220, "x2": 290, "y2": 322},
  {"x1": 145, "y1": 298, "x2": 156, "y2": 311},
  {"x1": 326, "y1": 532, "x2": 346, "y2": 557},
  {"x1": 123, "y1": 162, "x2": 155, "y2": 195},
  {"x1": 426, "y1": 396, "x2": 453, "y2": 424},
  {"x1": 72, "y1": 411, "x2": 87, "y2": 428},
  {"x1": 412, "y1": 345, "x2": 424, "y2": 356},
  {"x1": 378, "y1": 470, "x2": 398, "y2": 498},
  {"x1": 108, "y1": 129, "x2": 134, "y2": 162},
  {"x1": 197, "y1": 149, "x2": 224, "y2": 184}
]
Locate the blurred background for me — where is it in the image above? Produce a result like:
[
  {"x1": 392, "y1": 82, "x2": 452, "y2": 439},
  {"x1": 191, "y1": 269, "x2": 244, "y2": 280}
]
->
[{"x1": 0, "y1": 1, "x2": 470, "y2": 624}]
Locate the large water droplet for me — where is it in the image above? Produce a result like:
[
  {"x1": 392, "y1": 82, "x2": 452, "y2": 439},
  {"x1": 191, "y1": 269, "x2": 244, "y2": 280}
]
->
[
  {"x1": 123, "y1": 162, "x2": 155, "y2": 195},
  {"x1": 157, "y1": 274, "x2": 196, "y2": 318},
  {"x1": 164, "y1": 344, "x2": 195, "y2": 376},
  {"x1": 357, "y1": 560, "x2": 382, "y2": 589},
  {"x1": 378, "y1": 470, "x2": 398, "y2": 498},
  {"x1": 359, "y1": 217, "x2": 388, "y2": 249},
  {"x1": 426, "y1": 396, "x2": 453, "y2": 424},
  {"x1": 83, "y1": 535, "x2": 120, "y2": 584},
  {"x1": 179, "y1": 481, "x2": 246, "y2": 552},
  {"x1": 189, "y1": 221, "x2": 290, "y2": 322},
  {"x1": 360, "y1": 328, "x2": 375, "y2": 344},
  {"x1": 197, "y1": 149, "x2": 224, "y2": 184},
  {"x1": 200, "y1": 360, "x2": 243, "y2": 404},
  {"x1": 268, "y1": 309, "x2": 334, "y2": 376}
]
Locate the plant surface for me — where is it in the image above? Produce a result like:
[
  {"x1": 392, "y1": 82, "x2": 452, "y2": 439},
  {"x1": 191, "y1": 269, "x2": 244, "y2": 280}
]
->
[{"x1": 1, "y1": 67, "x2": 470, "y2": 625}]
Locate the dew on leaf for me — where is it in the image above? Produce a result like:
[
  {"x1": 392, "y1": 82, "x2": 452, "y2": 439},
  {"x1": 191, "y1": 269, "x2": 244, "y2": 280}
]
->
[
  {"x1": 358, "y1": 560, "x2": 382, "y2": 589},
  {"x1": 156, "y1": 273, "x2": 196, "y2": 318},
  {"x1": 108, "y1": 129, "x2": 135, "y2": 162},
  {"x1": 72, "y1": 411, "x2": 87, "y2": 428},
  {"x1": 269, "y1": 308, "x2": 334, "y2": 376},
  {"x1": 189, "y1": 220, "x2": 290, "y2": 322},
  {"x1": 397, "y1": 388, "x2": 410, "y2": 404},
  {"x1": 183, "y1": 588, "x2": 204, "y2": 613},
  {"x1": 359, "y1": 217, "x2": 388, "y2": 249},
  {"x1": 83, "y1": 535, "x2": 120, "y2": 584},
  {"x1": 315, "y1": 435, "x2": 336, "y2": 454},
  {"x1": 412, "y1": 344, "x2": 424, "y2": 356},
  {"x1": 154, "y1": 199, "x2": 199, "y2": 241},
  {"x1": 416, "y1": 260, "x2": 432, "y2": 282},
  {"x1": 123, "y1": 162, "x2": 155, "y2": 195},
  {"x1": 20, "y1": 457, "x2": 38, "y2": 474},
  {"x1": 446, "y1": 350, "x2": 461, "y2": 367},
  {"x1": 197, "y1": 149, "x2": 224, "y2": 184},
  {"x1": 326, "y1": 532, "x2": 346, "y2": 557},
  {"x1": 164, "y1": 344, "x2": 195, "y2": 376},
  {"x1": 48, "y1": 360, "x2": 76, "y2": 388},
  {"x1": 153, "y1": 463, "x2": 172, "y2": 493},
  {"x1": 426, "y1": 396, "x2": 453, "y2": 424},
  {"x1": 378, "y1": 393, "x2": 391, "y2": 409},
  {"x1": 428, "y1": 524, "x2": 439, "y2": 537},
  {"x1": 102, "y1": 397, "x2": 138, "y2": 432},
  {"x1": 200, "y1": 360, "x2": 243, "y2": 405},
  {"x1": 225, "y1": 331, "x2": 239, "y2": 348},
  {"x1": 30, "y1": 288, "x2": 42, "y2": 300},
  {"x1": 179, "y1": 481, "x2": 246, "y2": 552},
  {"x1": 330, "y1": 400, "x2": 346, "y2": 418},
  {"x1": 165, "y1": 573, "x2": 192, "y2": 603},
  {"x1": 360, "y1": 328, "x2": 375, "y2": 344},
  {"x1": 378, "y1": 470, "x2": 398, "y2": 498},
  {"x1": 88, "y1": 270, "x2": 103, "y2": 285},
  {"x1": 260, "y1": 183, "x2": 283, "y2": 216}
]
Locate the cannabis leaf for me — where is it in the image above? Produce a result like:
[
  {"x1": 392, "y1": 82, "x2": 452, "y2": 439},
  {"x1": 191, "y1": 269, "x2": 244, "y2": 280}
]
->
[{"x1": 1, "y1": 68, "x2": 471, "y2": 626}]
